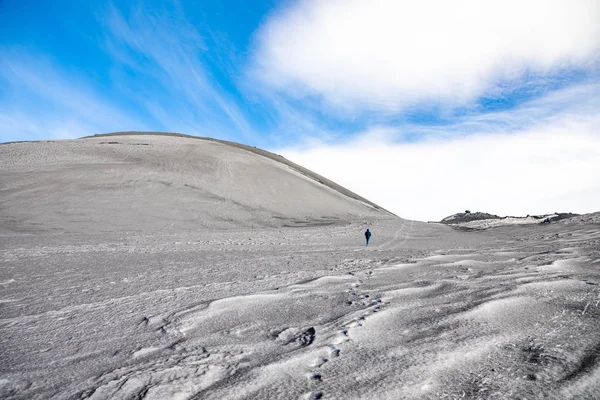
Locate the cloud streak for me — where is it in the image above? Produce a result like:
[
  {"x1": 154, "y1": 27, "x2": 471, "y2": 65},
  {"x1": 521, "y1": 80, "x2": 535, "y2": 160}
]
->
[
  {"x1": 253, "y1": 0, "x2": 600, "y2": 113},
  {"x1": 276, "y1": 85, "x2": 600, "y2": 221},
  {"x1": 0, "y1": 2, "x2": 258, "y2": 143},
  {"x1": 0, "y1": 51, "x2": 145, "y2": 142},
  {"x1": 103, "y1": 3, "x2": 253, "y2": 138}
]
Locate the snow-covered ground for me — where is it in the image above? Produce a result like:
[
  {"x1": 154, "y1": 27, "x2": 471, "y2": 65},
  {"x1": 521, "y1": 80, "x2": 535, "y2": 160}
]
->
[
  {"x1": 1, "y1": 135, "x2": 600, "y2": 399},
  {"x1": 562, "y1": 212, "x2": 600, "y2": 225},
  {"x1": 445, "y1": 215, "x2": 558, "y2": 230}
]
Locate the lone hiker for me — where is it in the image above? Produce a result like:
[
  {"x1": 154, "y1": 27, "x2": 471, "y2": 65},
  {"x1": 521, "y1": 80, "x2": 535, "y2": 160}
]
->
[{"x1": 365, "y1": 228, "x2": 371, "y2": 246}]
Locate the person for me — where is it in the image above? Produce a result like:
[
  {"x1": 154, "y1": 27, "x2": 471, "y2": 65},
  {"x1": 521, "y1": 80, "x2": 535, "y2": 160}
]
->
[{"x1": 365, "y1": 228, "x2": 371, "y2": 246}]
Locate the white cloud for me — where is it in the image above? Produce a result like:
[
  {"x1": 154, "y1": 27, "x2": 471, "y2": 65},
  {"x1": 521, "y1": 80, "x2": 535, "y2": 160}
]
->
[
  {"x1": 276, "y1": 88, "x2": 600, "y2": 221},
  {"x1": 253, "y1": 0, "x2": 600, "y2": 111}
]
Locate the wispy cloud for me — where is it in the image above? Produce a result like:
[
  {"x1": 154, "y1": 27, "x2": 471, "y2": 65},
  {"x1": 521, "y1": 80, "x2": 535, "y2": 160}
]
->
[
  {"x1": 276, "y1": 85, "x2": 600, "y2": 221},
  {"x1": 102, "y1": 3, "x2": 253, "y2": 139},
  {"x1": 0, "y1": 2, "x2": 258, "y2": 143},
  {"x1": 394, "y1": 81, "x2": 600, "y2": 141},
  {"x1": 252, "y1": 0, "x2": 600, "y2": 114},
  {"x1": 0, "y1": 51, "x2": 145, "y2": 142}
]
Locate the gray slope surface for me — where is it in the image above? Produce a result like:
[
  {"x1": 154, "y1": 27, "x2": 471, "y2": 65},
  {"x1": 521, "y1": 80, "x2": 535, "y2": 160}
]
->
[
  {"x1": 0, "y1": 134, "x2": 391, "y2": 235},
  {"x1": 83, "y1": 132, "x2": 394, "y2": 217},
  {"x1": 1, "y1": 137, "x2": 600, "y2": 400}
]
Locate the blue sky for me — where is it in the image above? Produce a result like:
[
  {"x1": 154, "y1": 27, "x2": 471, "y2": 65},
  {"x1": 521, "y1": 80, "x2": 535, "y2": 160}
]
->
[
  {"x1": 1, "y1": 0, "x2": 280, "y2": 145},
  {"x1": 1, "y1": 0, "x2": 599, "y2": 220}
]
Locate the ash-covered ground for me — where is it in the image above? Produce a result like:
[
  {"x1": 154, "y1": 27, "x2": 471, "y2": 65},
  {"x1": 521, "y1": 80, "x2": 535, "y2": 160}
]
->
[{"x1": 1, "y1": 135, "x2": 599, "y2": 399}]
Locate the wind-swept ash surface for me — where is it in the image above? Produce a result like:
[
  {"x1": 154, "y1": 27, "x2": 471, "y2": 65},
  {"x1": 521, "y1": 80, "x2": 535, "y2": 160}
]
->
[{"x1": 1, "y1": 135, "x2": 599, "y2": 399}]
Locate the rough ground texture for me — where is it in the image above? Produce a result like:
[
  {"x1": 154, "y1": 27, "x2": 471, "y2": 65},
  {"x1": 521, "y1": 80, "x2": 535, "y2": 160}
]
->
[
  {"x1": 1, "y1": 135, "x2": 599, "y2": 399},
  {"x1": 441, "y1": 211, "x2": 501, "y2": 224},
  {"x1": 442, "y1": 211, "x2": 581, "y2": 230}
]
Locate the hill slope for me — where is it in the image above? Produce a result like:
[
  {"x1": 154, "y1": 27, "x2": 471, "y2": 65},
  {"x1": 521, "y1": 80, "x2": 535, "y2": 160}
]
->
[
  {"x1": 0, "y1": 133, "x2": 394, "y2": 234},
  {"x1": 2, "y1": 134, "x2": 600, "y2": 400}
]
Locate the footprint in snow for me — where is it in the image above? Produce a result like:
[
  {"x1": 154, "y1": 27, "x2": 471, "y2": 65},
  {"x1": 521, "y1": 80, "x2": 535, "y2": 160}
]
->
[
  {"x1": 307, "y1": 371, "x2": 322, "y2": 381},
  {"x1": 310, "y1": 356, "x2": 328, "y2": 368},
  {"x1": 328, "y1": 346, "x2": 340, "y2": 357},
  {"x1": 297, "y1": 327, "x2": 316, "y2": 347},
  {"x1": 301, "y1": 391, "x2": 323, "y2": 400},
  {"x1": 332, "y1": 330, "x2": 350, "y2": 345},
  {"x1": 274, "y1": 327, "x2": 316, "y2": 347}
]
